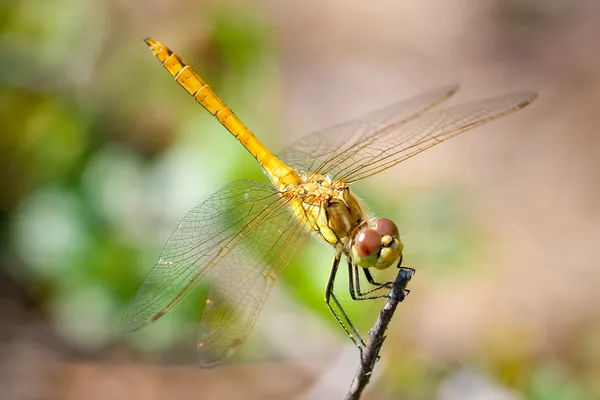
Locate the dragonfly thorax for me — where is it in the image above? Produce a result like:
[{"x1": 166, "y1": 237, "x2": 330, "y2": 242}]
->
[
  {"x1": 286, "y1": 174, "x2": 365, "y2": 246},
  {"x1": 286, "y1": 174, "x2": 404, "y2": 270}
]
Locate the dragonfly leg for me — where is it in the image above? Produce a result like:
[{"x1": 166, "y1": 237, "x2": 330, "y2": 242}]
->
[
  {"x1": 363, "y1": 267, "x2": 388, "y2": 286},
  {"x1": 325, "y1": 251, "x2": 366, "y2": 349},
  {"x1": 349, "y1": 257, "x2": 415, "y2": 301},
  {"x1": 356, "y1": 254, "x2": 405, "y2": 297},
  {"x1": 349, "y1": 262, "x2": 393, "y2": 300}
]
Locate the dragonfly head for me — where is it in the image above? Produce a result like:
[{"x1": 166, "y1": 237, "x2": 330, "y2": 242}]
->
[{"x1": 351, "y1": 218, "x2": 403, "y2": 270}]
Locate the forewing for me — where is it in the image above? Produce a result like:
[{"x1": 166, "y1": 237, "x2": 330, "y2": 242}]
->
[
  {"x1": 278, "y1": 84, "x2": 459, "y2": 174},
  {"x1": 326, "y1": 91, "x2": 537, "y2": 183},
  {"x1": 196, "y1": 193, "x2": 309, "y2": 366},
  {"x1": 120, "y1": 180, "x2": 303, "y2": 332}
]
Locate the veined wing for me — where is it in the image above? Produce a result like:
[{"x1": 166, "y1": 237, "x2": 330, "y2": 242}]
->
[
  {"x1": 120, "y1": 180, "x2": 308, "y2": 340},
  {"x1": 282, "y1": 90, "x2": 536, "y2": 184},
  {"x1": 330, "y1": 91, "x2": 537, "y2": 183},
  {"x1": 278, "y1": 84, "x2": 459, "y2": 174},
  {"x1": 196, "y1": 197, "x2": 309, "y2": 366}
]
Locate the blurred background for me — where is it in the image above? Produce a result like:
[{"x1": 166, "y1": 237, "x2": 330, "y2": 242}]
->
[{"x1": 1, "y1": 0, "x2": 599, "y2": 399}]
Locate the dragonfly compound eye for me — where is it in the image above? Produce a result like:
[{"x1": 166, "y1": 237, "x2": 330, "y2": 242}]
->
[
  {"x1": 375, "y1": 218, "x2": 399, "y2": 239},
  {"x1": 352, "y1": 229, "x2": 381, "y2": 268},
  {"x1": 374, "y1": 218, "x2": 404, "y2": 270}
]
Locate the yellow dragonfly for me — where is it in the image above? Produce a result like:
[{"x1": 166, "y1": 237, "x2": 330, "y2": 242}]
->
[{"x1": 122, "y1": 38, "x2": 536, "y2": 366}]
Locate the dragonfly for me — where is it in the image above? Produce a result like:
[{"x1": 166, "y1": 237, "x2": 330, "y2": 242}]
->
[{"x1": 121, "y1": 37, "x2": 536, "y2": 367}]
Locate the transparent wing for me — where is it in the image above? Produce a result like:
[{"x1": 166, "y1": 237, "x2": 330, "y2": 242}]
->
[
  {"x1": 330, "y1": 92, "x2": 537, "y2": 183},
  {"x1": 279, "y1": 88, "x2": 536, "y2": 184},
  {"x1": 196, "y1": 199, "x2": 309, "y2": 366},
  {"x1": 278, "y1": 84, "x2": 459, "y2": 173},
  {"x1": 120, "y1": 180, "x2": 308, "y2": 336}
]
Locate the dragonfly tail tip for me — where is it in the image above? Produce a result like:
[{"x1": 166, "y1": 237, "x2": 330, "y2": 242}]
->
[{"x1": 143, "y1": 37, "x2": 160, "y2": 50}]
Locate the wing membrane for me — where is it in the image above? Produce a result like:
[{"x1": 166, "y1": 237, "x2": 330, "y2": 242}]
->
[
  {"x1": 120, "y1": 180, "x2": 307, "y2": 334},
  {"x1": 279, "y1": 88, "x2": 536, "y2": 183},
  {"x1": 333, "y1": 92, "x2": 537, "y2": 183},
  {"x1": 196, "y1": 200, "x2": 307, "y2": 366},
  {"x1": 278, "y1": 84, "x2": 459, "y2": 173}
]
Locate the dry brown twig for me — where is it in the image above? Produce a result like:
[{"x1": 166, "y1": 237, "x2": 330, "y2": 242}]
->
[{"x1": 344, "y1": 267, "x2": 414, "y2": 400}]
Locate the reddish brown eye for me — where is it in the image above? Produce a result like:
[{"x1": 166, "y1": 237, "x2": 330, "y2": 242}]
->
[
  {"x1": 354, "y1": 229, "x2": 381, "y2": 258},
  {"x1": 375, "y1": 218, "x2": 399, "y2": 238}
]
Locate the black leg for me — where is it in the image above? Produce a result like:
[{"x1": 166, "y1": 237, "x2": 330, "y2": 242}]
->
[
  {"x1": 325, "y1": 250, "x2": 366, "y2": 350},
  {"x1": 349, "y1": 255, "x2": 414, "y2": 300},
  {"x1": 361, "y1": 252, "x2": 404, "y2": 289},
  {"x1": 363, "y1": 268, "x2": 390, "y2": 287},
  {"x1": 348, "y1": 261, "x2": 394, "y2": 300}
]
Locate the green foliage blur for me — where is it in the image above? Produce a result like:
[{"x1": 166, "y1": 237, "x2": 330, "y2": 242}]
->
[{"x1": 1, "y1": 1, "x2": 286, "y2": 354}]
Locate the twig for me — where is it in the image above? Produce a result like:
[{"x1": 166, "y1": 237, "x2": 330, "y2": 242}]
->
[{"x1": 344, "y1": 267, "x2": 414, "y2": 400}]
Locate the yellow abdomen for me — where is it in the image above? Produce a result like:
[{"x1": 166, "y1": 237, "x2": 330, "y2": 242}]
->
[{"x1": 144, "y1": 38, "x2": 299, "y2": 190}]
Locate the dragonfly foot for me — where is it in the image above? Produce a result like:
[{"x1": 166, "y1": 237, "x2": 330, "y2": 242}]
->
[
  {"x1": 398, "y1": 266, "x2": 415, "y2": 279},
  {"x1": 388, "y1": 289, "x2": 409, "y2": 302}
]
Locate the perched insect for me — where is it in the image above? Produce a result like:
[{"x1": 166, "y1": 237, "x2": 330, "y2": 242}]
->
[{"x1": 121, "y1": 38, "x2": 537, "y2": 366}]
